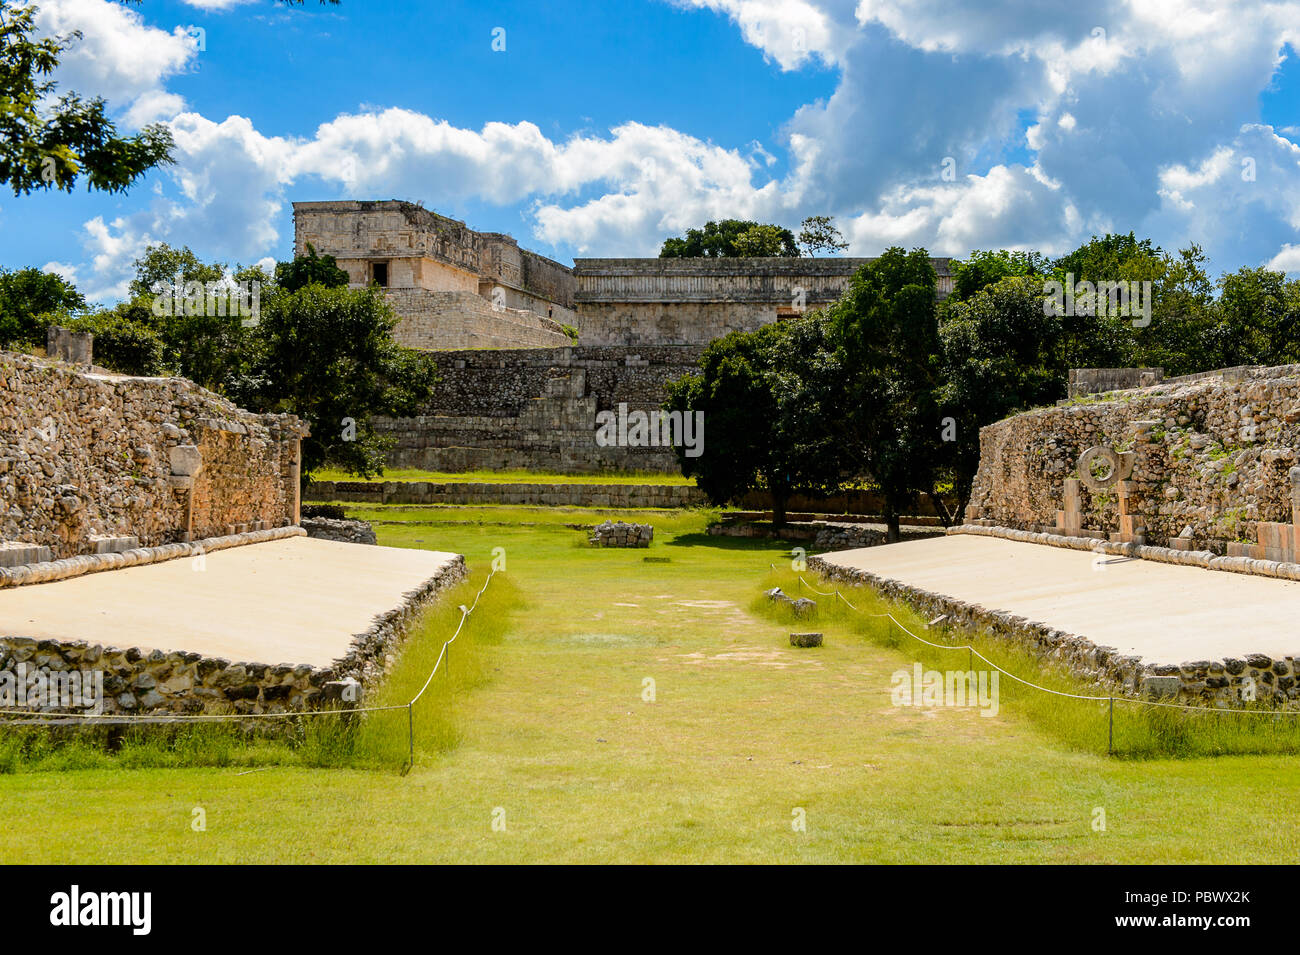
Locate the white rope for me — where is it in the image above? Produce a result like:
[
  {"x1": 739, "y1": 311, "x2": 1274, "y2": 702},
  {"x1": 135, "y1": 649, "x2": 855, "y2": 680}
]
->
[{"x1": 409, "y1": 569, "x2": 495, "y2": 705}]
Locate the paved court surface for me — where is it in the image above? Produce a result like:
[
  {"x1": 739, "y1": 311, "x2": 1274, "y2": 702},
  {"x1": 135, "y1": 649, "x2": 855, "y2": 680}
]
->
[
  {"x1": 0, "y1": 537, "x2": 461, "y2": 667},
  {"x1": 820, "y1": 534, "x2": 1300, "y2": 664}
]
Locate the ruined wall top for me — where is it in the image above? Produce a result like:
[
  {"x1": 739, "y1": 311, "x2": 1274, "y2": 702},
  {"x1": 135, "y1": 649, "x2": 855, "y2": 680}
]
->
[
  {"x1": 572, "y1": 256, "x2": 955, "y2": 303},
  {"x1": 292, "y1": 200, "x2": 575, "y2": 306}
]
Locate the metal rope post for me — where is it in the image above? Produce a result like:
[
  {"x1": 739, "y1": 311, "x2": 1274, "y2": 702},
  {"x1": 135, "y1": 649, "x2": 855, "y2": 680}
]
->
[{"x1": 1108, "y1": 697, "x2": 1114, "y2": 756}]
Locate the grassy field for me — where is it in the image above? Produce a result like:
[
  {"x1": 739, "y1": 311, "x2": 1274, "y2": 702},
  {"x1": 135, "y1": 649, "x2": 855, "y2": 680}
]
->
[
  {"x1": 308, "y1": 467, "x2": 697, "y2": 486},
  {"x1": 1, "y1": 505, "x2": 1299, "y2": 863}
]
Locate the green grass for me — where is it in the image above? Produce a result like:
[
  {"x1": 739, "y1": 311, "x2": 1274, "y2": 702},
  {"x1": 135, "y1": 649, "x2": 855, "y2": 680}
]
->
[
  {"x1": 2, "y1": 506, "x2": 1300, "y2": 862},
  {"x1": 307, "y1": 467, "x2": 697, "y2": 486}
]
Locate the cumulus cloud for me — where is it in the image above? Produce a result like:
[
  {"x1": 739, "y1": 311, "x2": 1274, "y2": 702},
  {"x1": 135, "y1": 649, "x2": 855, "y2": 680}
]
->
[
  {"x1": 33, "y1": 0, "x2": 196, "y2": 122},
  {"x1": 668, "y1": 0, "x2": 856, "y2": 69}
]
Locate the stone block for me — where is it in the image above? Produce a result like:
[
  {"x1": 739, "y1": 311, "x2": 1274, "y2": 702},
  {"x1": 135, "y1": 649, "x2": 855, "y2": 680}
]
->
[
  {"x1": 789, "y1": 632, "x2": 823, "y2": 648},
  {"x1": 0, "y1": 542, "x2": 53, "y2": 567},
  {"x1": 168, "y1": 445, "x2": 203, "y2": 477},
  {"x1": 1139, "y1": 675, "x2": 1181, "y2": 699}
]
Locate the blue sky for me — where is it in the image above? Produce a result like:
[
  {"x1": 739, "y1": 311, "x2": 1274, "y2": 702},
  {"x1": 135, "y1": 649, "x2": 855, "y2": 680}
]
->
[{"x1": 3, "y1": 0, "x2": 1298, "y2": 302}]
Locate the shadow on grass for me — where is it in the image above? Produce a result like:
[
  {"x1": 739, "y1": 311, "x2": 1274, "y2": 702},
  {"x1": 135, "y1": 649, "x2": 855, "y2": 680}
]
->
[{"x1": 662, "y1": 532, "x2": 801, "y2": 552}]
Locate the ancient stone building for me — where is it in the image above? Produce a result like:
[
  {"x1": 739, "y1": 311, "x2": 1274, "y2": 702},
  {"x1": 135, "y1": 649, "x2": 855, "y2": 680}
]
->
[
  {"x1": 0, "y1": 351, "x2": 307, "y2": 561},
  {"x1": 294, "y1": 200, "x2": 955, "y2": 472},
  {"x1": 292, "y1": 200, "x2": 576, "y2": 349},
  {"x1": 966, "y1": 364, "x2": 1300, "y2": 556},
  {"x1": 571, "y1": 256, "x2": 953, "y2": 345}
]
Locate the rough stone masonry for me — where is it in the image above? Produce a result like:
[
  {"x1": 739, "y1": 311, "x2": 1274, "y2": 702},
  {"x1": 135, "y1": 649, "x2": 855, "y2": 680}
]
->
[
  {"x1": 0, "y1": 352, "x2": 307, "y2": 559},
  {"x1": 965, "y1": 364, "x2": 1300, "y2": 556}
]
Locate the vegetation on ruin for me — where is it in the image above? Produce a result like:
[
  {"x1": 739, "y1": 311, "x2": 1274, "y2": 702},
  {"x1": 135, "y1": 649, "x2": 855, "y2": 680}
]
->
[
  {"x1": 6, "y1": 508, "x2": 1300, "y2": 861},
  {"x1": 659, "y1": 218, "x2": 799, "y2": 257}
]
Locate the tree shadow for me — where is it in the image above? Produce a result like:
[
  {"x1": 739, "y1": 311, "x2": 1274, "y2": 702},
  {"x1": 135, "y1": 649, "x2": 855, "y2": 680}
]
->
[{"x1": 663, "y1": 532, "x2": 800, "y2": 552}]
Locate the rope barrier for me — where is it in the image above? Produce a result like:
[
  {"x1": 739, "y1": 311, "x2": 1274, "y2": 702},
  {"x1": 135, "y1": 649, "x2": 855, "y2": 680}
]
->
[{"x1": 787, "y1": 572, "x2": 1300, "y2": 740}]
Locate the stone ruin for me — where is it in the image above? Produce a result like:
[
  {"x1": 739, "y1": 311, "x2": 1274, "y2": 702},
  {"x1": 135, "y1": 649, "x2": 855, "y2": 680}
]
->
[
  {"x1": 0, "y1": 351, "x2": 307, "y2": 562},
  {"x1": 966, "y1": 363, "x2": 1300, "y2": 557},
  {"x1": 589, "y1": 520, "x2": 653, "y2": 548}
]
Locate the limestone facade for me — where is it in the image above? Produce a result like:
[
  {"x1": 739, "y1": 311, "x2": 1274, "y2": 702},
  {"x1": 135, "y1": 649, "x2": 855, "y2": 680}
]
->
[
  {"x1": 376, "y1": 345, "x2": 702, "y2": 473},
  {"x1": 293, "y1": 200, "x2": 575, "y2": 350},
  {"x1": 572, "y1": 256, "x2": 954, "y2": 345}
]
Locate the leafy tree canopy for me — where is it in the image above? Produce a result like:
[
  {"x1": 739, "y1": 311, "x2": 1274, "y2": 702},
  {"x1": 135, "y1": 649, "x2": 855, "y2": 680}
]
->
[
  {"x1": 659, "y1": 219, "x2": 797, "y2": 258},
  {"x1": 796, "y1": 215, "x2": 848, "y2": 256},
  {"x1": 0, "y1": 1, "x2": 174, "y2": 195}
]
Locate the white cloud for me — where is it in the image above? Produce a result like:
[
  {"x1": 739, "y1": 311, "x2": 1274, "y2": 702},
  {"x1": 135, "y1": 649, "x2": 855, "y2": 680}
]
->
[
  {"x1": 1267, "y1": 244, "x2": 1300, "y2": 273},
  {"x1": 34, "y1": 0, "x2": 196, "y2": 124},
  {"x1": 668, "y1": 0, "x2": 853, "y2": 69}
]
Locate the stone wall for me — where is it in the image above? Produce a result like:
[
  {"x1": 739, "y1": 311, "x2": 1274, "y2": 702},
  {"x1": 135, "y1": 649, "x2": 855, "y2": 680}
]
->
[
  {"x1": 376, "y1": 345, "x2": 702, "y2": 473},
  {"x1": 301, "y1": 516, "x2": 377, "y2": 545},
  {"x1": 965, "y1": 365, "x2": 1300, "y2": 555},
  {"x1": 306, "y1": 478, "x2": 705, "y2": 508},
  {"x1": 0, "y1": 353, "x2": 306, "y2": 559},
  {"x1": 1068, "y1": 367, "x2": 1164, "y2": 398},
  {"x1": 571, "y1": 256, "x2": 954, "y2": 345},
  {"x1": 589, "y1": 520, "x2": 653, "y2": 547},
  {"x1": 384, "y1": 289, "x2": 572, "y2": 350}
]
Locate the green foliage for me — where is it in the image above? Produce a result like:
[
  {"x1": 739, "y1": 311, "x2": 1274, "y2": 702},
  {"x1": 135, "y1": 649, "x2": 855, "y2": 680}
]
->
[
  {"x1": 67, "y1": 305, "x2": 166, "y2": 376},
  {"x1": 796, "y1": 215, "x2": 848, "y2": 256},
  {"x1": 0, "y1": 265, "x2": 84, "y2": 348},
  {"x1": 274, "y1": 242, "x2": 349, "y2": 292},
  {"x1": 663, "y1": 316, "x2": 847, "y2": 522},
  {"x1": 949, "y1": 248, "x2": 1050, "y2": 300},
  {"x1": 824, "y1": 248, "x2": 940, "y2": 539},
  {"x1": 0, "y1": 1, "x2": 174, "y2": 195},
  {"x1": 937, "y1": 275, "x2": 1063, "y2": 520},
  {"x1": 241, "y1": 282, "x2": 438, "y2": 477},
  {"x1": 659, "y1": 218, "x2": 797, "y2": 257}
]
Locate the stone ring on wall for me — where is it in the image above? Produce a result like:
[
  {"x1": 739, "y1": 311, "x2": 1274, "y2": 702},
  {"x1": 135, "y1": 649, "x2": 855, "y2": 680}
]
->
[{"x1": 1077, "y1": 446, "x2": 1133, "y2": 492}]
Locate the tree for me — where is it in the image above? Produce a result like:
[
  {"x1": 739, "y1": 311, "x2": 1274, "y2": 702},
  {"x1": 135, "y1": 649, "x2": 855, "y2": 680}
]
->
[
  {"x1": 731, "y1": 224, "x2": 792, "y2": 257},
  {"x1": 1208, "y1": 266, "x2": 1300, "y2": 367},
  {"x1": 0, "y1": 265, "x2": 84, "y2": 347},
  {"x1": 949, "y1": 249, "x2": 1050, "y2": 300},
  {"x1": 274, "y1": 243, "x2": 349, "y2": 292},
  {"x1": 659, "y1": 219, "x2": 797, "y2": 257},
  {"x1": 825, "y1": 248, "x2": 940, "y2": 541},
  {"x1": 241, "y1": 282, "x2": 438, "y2": 478},
  {"x1": 663, "y1": 316, "x2": 847, "y2": 524},
  {"x1": 0, "y1": 1, "x2": 174, "y2": 195},
  {"x1": 796, "y1": 215, "x2": 847, "y2": 256},
  {"x1": 128, "y1": 244, "x2": 250, "y2": 391},
  {"x1": 936, "y1": 276, "x2": 1063, "y2": 522}
]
